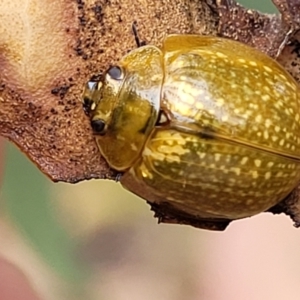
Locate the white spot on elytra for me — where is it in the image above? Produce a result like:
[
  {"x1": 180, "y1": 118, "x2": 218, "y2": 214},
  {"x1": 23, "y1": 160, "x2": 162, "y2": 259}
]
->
[
  {"x1": 254, "y1": 159, "x2": 262, "y2": 167},
  {"x1": 265, "y1": 172, "x2": 271, "y2": 180}
]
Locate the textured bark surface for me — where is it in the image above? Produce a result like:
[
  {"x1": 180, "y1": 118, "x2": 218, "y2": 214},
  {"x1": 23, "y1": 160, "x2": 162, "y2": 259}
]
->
[{"x1": 1, "y1": 0, "x2": 300, "y2": 229}]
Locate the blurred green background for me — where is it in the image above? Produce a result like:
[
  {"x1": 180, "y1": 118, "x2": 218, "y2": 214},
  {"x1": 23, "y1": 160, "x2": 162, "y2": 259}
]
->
[
  {"x1": 2, "y1": 1, "x2": 300, "y2": 300},
  {"x1": 238, "y1": 0, "x2": 276, "y2": 12}
]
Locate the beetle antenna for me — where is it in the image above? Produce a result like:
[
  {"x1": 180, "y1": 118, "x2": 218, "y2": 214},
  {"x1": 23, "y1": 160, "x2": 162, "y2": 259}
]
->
[{"x1": 132, "y1": 21, "x2": 142, "y2": 48}]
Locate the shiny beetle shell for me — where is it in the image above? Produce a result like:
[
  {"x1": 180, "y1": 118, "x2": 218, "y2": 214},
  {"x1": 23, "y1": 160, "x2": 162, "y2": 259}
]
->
[{"x1": 83, "y1": 35, "x2": 300, "y2": 221}]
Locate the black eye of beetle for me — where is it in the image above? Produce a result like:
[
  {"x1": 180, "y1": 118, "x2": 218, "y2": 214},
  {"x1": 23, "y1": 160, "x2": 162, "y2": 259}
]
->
[
  {"x1": 91, "y1": 119, "x2": 106, "y2": 135},
  {"x1": 107, "y1": 66, "x2": 123, "y2": 80}
]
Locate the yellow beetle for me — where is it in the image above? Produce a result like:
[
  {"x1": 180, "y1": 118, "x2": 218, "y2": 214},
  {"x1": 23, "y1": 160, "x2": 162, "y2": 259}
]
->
[{"x1": 83, "y1": 34, "x2": 300, "y2": 221}]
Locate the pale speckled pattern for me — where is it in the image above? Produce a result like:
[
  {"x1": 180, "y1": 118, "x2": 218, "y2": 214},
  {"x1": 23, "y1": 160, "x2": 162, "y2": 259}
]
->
[
  {"x1": 89, "y1": 35, "x2": 300, "y2": 220},
  {"x1": 134, "y1": 130, "x2": 300, "y2": 219},
  {"x1": 162, "y1": 36, "x2": 300, "y2": 157},
  {"x1": 128, "y1": 35, "x2": 300, "y2": 219}
]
